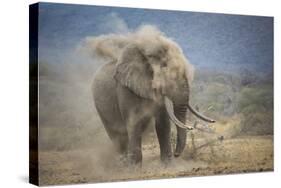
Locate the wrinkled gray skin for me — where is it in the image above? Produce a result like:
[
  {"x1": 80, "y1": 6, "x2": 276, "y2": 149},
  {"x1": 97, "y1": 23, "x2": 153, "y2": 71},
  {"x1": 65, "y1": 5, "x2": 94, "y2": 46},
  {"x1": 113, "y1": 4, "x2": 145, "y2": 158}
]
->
[{"x1": 92, "y1": 44, "x2": 214, "y2": 166}]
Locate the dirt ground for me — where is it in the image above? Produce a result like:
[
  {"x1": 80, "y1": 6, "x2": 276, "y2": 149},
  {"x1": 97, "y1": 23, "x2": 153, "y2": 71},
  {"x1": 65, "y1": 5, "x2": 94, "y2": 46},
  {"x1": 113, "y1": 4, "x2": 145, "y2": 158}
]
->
[{"x1": 38, "y1": 135, "x2": 273, "y2": 185}]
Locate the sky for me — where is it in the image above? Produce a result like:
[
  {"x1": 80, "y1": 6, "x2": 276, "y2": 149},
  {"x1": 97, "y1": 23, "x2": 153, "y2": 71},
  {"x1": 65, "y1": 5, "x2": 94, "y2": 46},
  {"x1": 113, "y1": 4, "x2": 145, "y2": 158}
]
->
[{"x1": 37, "y1": 2, "x2": 273, "y2": 73}]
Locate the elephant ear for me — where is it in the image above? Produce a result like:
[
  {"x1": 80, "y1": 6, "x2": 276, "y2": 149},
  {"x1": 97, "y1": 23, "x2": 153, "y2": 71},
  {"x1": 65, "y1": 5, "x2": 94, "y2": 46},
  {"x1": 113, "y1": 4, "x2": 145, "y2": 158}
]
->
[
  {"x1": 185, "y1": 59, "x2": 195, "y2": 86},
  {"x1": 114, "y1": 44, "x2": 155, "y2": 100}
]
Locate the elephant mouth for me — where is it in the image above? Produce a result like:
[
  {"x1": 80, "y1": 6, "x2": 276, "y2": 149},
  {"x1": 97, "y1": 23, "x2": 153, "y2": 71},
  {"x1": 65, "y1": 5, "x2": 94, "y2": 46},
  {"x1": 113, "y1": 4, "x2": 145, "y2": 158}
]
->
[{"x1": 164, "y1": 97, "x2": 215, "y2": 130}]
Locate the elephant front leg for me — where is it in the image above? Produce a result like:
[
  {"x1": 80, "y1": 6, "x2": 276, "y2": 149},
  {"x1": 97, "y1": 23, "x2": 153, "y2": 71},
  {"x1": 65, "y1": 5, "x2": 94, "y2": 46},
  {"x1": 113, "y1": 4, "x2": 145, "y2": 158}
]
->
[
  {"x1": 155, "y1": 108, "x2": 172, "y2": 164},
  {"x1": 127, "y1": 128, "x2": 142, "y2": 166},
  {"x1": 126, "y1": 117, "x2": 150, "y2": 166}
]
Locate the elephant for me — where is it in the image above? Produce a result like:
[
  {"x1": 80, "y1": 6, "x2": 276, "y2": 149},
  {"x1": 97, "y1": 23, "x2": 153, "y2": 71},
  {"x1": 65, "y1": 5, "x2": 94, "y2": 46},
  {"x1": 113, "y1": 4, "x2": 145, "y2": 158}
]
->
[{"x1": 91, "y1": 26, "x2": 215, "y2": 165}]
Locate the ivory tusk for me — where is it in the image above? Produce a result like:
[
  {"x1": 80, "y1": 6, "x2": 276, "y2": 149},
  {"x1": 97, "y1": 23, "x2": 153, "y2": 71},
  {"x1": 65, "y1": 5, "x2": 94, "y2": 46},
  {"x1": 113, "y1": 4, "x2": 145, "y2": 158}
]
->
[
  {"x1": 187, "y1": 104, "x2": 215, "y2": 123},
  {"x1": 164, "y1": 97, "x2": 193, "y2": 130}
]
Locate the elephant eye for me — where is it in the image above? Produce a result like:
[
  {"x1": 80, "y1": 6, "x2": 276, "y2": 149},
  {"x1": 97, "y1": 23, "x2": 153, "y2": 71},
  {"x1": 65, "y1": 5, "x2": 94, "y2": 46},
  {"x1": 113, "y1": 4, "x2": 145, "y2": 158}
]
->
[{"x1": 147, "y1": 54, "x2": 160, "y2": 62}]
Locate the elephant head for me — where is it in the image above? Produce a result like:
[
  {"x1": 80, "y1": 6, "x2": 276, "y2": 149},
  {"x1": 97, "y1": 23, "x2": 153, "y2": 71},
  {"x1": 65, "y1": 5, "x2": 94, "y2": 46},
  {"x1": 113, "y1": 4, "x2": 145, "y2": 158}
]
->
[{"x1": 113, "y1": 35, "x2": 215, "y2": 156}]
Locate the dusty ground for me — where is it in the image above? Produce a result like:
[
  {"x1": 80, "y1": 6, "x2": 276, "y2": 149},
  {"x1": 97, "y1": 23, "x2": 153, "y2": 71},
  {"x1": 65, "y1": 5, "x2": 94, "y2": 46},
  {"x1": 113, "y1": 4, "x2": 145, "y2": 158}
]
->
[{"x1": 38, "y1": 135, "x2": 273, "y2": 185}]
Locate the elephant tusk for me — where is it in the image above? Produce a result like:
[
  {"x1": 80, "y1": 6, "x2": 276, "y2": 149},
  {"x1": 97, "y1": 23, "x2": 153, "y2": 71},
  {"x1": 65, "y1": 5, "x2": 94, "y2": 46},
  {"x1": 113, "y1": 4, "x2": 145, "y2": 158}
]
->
[
  {"x1": 164, "y1": 97, "x2": 193, "y2": 130},
  {"x1": 187, "y1": 104, "x2": 216, "y2": 123}
]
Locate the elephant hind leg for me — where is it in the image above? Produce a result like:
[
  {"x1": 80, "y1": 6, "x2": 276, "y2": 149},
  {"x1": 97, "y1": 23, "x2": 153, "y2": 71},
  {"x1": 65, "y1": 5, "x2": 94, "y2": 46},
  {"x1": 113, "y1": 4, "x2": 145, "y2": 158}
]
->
[
  {"x1": 114, "y1": 131, "x2": 128, "y2": 154},
  {"x1": 97, "y1": 110, "x2": 128, "y2": 154},
  {"x1": 105, "y1": 123, "x2": 128, "y2": 155}
]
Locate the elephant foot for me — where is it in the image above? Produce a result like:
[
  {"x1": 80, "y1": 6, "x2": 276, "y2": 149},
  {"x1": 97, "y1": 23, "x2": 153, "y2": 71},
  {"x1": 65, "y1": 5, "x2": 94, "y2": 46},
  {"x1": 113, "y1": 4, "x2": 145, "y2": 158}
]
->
[
  {"x1": 128, "y1": 162, "x2": 142, "y2": 172},
  {"x1": 161, "y1": 159, "x2": 172, "y2": 168},
  {"x1": 160, "y1": 153, "x2": 172, "y2": 165},
  {"x1": 161, "y1": 155, "x2": 181, "y2": 169},
  {"x1": 116, "y1": 154, "x2": 128, "y2": 166},
  {"x1": 127, "y1": 152, "x2": 142, "y2": 168}
]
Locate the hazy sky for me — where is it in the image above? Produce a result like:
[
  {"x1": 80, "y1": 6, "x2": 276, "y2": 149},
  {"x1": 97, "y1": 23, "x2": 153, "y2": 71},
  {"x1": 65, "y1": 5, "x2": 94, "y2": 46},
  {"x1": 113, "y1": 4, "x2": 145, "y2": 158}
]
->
[{"x1": 37, "y1": 2, "x2": 273, "y2": 72}]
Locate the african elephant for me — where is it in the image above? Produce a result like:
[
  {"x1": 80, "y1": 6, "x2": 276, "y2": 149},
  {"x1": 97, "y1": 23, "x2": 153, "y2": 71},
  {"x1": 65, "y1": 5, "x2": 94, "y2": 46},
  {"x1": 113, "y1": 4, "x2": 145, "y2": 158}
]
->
[{"x1": 91, "y1": 27, "x2": 215, "y2": 165}]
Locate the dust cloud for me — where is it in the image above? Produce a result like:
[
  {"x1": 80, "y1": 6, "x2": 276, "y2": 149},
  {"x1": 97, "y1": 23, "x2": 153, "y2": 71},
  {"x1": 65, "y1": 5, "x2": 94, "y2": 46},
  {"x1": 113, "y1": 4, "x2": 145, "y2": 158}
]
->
[{"x1": 38, "y1": 34, "x2": 189, "y2": 184}]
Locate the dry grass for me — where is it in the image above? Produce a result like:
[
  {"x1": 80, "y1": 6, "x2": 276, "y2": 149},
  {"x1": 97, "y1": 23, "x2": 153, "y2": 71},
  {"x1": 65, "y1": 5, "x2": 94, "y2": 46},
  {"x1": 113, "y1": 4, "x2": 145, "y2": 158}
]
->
[{"x1": 38, "y1": 135, "x2": 273, "y2": 185}]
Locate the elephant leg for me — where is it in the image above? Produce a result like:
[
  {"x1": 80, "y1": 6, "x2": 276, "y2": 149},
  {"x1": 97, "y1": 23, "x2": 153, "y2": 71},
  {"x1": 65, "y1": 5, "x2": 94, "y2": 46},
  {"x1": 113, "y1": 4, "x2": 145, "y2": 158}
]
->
[
  {"x1": 104, "y1": 124, "x2": 128, "y2": 155},
  {"x1": 108, "y1": 130, "x2": 128, "y2": 155},
  {"x1": 126, "y1": 117, "x2": 150, "y2": 166},
  {"x1": 115, "y1": 132, "x2": 128, "y2": 154},
  {"x1": 96, "y1": 107, "x2": 128, "y2": 155},
  {"x1": 155, "y1": 108, "x2": 172, "y2": 164}
]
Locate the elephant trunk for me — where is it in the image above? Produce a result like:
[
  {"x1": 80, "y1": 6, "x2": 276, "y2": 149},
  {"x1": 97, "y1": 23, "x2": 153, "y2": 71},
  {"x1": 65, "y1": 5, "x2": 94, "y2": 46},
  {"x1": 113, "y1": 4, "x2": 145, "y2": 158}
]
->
[
  {"x1": 164, "y1": 78, "x2": 216, "y2": 157},
  {"x1": 173, "y1": 104, "x2": 189, "y2": 157},
  {"x1": 164, "y1": 97, "x2": 190, "y2": 157},
  {"x1": 164, "y1": 97, "x2": 193, "y2": 130}
]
